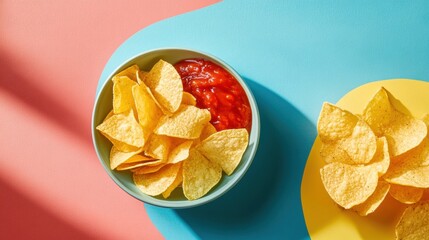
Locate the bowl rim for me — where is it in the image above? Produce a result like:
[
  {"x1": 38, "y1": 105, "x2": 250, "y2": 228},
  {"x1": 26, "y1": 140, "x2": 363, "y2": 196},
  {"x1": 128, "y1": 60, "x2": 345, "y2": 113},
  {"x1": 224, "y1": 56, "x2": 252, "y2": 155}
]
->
[{"x1": 91, "y1": 47, "x2": 260, "y2": 208}]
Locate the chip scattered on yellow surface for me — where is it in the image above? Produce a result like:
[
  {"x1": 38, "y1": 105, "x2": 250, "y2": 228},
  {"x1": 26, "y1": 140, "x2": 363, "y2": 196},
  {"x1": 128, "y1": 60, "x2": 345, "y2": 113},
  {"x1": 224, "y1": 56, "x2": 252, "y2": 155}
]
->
[
  {"x1": 316, "y1": 86, "x2": 429, "y2": 238},
  {"x1": 320, "y1": 162, "x2": 379, "y2": 209},
  {"x1": 318, "y1": 102, "x2": 358, "y2": 142},
  {"x1": 352, "y1": 180, "x2": 390, "y2": 216},
  {"x1": 363, "y1": 87, "x2": 427, "y2": 157},
  {"x1": 395, "y1": 201, "x2": 429, "y2": 240},
  {"x1": 318, "y1": 103, "x2": 377, "y2": 164},
  {"x1": 383, "y1": 136, "x2": 429, "y2": 188},
  {"x1": 96, "y1": 60, "x2": 250, "y2": 200},
  {"x1": 389, "y1": 184, "x2": 424, "y2": 204}
]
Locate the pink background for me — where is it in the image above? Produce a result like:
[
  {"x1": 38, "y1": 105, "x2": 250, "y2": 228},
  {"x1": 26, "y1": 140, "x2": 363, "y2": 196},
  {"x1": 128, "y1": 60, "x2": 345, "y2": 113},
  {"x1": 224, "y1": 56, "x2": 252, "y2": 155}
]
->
[{"x1": 0, "y1": 1, "x2": 218, "y2": 239}]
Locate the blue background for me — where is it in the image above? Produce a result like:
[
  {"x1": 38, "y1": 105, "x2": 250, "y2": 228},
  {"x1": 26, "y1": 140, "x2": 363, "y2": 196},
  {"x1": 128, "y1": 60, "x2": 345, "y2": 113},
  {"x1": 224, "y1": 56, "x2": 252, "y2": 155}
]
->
[{"x1": 98, "y1": 1, "x2": 429, "y2": 239}]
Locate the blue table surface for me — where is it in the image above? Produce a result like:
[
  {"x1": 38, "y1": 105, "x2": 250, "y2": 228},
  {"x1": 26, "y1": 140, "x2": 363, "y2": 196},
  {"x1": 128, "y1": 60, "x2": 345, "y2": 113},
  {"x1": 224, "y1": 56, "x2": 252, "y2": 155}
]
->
[{"x1": 97, "y1": 1, "x2": 429, "y2": 239}]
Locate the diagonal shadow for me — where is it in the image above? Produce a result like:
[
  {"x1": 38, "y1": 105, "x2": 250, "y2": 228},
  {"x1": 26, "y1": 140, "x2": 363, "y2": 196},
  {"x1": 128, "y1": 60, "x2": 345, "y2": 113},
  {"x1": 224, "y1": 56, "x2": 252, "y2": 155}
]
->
[
  {"x1": 172, "y1": 79, "x2": 317, "y2": 239},
  {"x1": 0, "y1": 48, "x2": 89, "y2": 143},
  {"x1": 0, "y1": 173, "x2": 97, "y2": 239}
]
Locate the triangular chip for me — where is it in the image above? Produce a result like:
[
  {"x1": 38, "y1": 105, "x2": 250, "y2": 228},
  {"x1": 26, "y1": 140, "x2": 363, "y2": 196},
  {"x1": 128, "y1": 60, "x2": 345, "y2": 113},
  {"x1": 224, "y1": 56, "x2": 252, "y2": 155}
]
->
[
  {"x1": 196, "y1": 128, "x2": 248, "y2": 175},
  {"x1": 200, "y1": 122, "x2": 217, "y2": 141},
  {"x1": 395, "y1": 201, "x2": 429, "y2": 240},
  {"x1": 363, "y1": 87, "x2": 427, "y2": 156},
  {"x1": 114, "y1": 65, "x2": 139, "y2": 81},
  {"x1": 320, "y1": 142, "x2": 354, "y2": 164},
  {"x1": 320, "y1": 162, "x2": 379, "y2": 209},
  {"x1": 103, "y1": 110, "x2": 114, "y2": 122},
  {"x1": 112, "y1": 76, "x2": 138, "y2": 114},
  {"x1": 183, "y1": 149, "x2": 222, "y2": 200},
  {"x1": 132, "y1": 83, "x2": 163, "y2": 134},
  {"x1": 137, "y1": 70, "x2": 148, "y2": 85},
  {"x1": 144, "y1": 59, "x2": 183, "y2": 114},
  {"x1": 133, "y1": 163, "x2": 181, "y2": 196},
  {"x1": 116, "y1": 156, "x2": 159, "y2": 171},
  {"x1": 338, "y1": 119, "x2": 377, "y2": 164},
  {"x1": 390, "y1": 184, "x2": 424, "y2": 204},
  {"x1": 162, "y1": 164, "x2": 183, "y2": 199},
  {"x1": 182, "y1": 92, "x2": 197, "y2": 106},
  {"x1": 96, "y1": 110, "x2": 146, "y2": 149},
  {"x1": 131, "y1": 163, "x2": 166, "y2": 175},
  {"x1": 317, "y1": 103, "x2": 377, "y2": 164},
  {"x1": 109, "y1": 146, "x2": 143, "y2": 170},
  {"x1": 383, "y1": 137, "x2": 429, "y2": 188},
  {"x1": 352, "y1": 181, "x2": 390, "y2": 216},
  {"x1": 155, "y1": 105, "x2": 211, "y2": 139},
  {"x1": 317, "y1": 102, "x2": 358, "y2": 142},
  {"x1": 144, "y1": 134, "x2": 172, "y2": 160},
  {"x1": 167, "y1": 140, "x2": 193, "y2": 164},
  {"x1": 368, "y1": 137, "x2": 390, "y2": 176}
]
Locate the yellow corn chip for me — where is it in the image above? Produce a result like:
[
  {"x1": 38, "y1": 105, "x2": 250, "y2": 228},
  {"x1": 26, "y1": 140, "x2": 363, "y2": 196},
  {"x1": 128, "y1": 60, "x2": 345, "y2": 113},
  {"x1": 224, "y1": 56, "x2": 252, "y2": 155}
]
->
[
  {"x1": 144, "y1": 134, "x2": 172, "y2": 160},
  {"x1": 112, "y1": 76, "x2": 138, "y2": 115},
  {"x1": 390, "y1": 184, "x2": 424, "y2": 204},
  {"x1": 395, "y1": 201, "x2": 429, "y2": 240},
  {"x1": 422, "y1": 114, "x2": 429, "y2": 126},
  {"x1": 116, "y1": 155, "x2": 159, "y2": 171},
  {"x1": 96, "y1": 110, "x2": 146, "y2": 149},
  {"x1": 168, "y1": 140, "x2": 193, "y2": 164},
  {"x1": 103, "y1": 110, "x2": 114, "y2": 122},
  {"x1": 317, "y1": 103, "x2": 377, "y2": 164},
  {"x1": 133, "y1": 163, "x2": 181, "y2": 196},
  {"x1": 352, "y1": 181, "x2": 390, "y2": 216},
  {"x1": 137, "y1": 70, "x2": 148, "y2": 85},
  {"x1": 144, "y1": 59, "x2": 183, "y2": 114},
  {"x1": 320, "y1": 162, "x2": 379, "y2": 209},
  {"x1": 317, "y1": 102, "x2": 358, "y2": 142},
  {"x1": 162, "y1": 164, "x2": 183, "y2": 199},
  {"x1": 155, "y1": 105, "x2": 211, "y2": 139},
  {"x1": 115, "y1": 64, "x2": 139, "y2": 81},
  {"x1": 132, "y1": 83, "x2": 163, "y2": 134},
  {"x1": 131, "y1": 163, "x2": 166, "y2": 175},
  {"x1": 182, "y1": 92, "x2": 197, "y2": 106},
  {"x1": 196, "y1": 128, "x2": 249, "y2": 175},
  {"x1": 109, "y1": 146, "x2": 143, "y2": 170},
  {"x1": 383, "y1": 137, "x2": 429, "y2": 188},
  {"x1": 200, "y1": 122, "x2": 217, "y2": 141},
  {"x1": 338, "y1": 119, "x2": 377, "y2": 164},
  {"x1": 363, "y1": 87, "x2": 427, "y2": 156},
  {"x1": 183, "y1": 149, "x2": 222, "y2": 200},
  {"x1": 368, "y1": 137, "x2": 390, "y2": 176},
  {"x1": 320, "y1": 142, "x2": 354, "y2": 164}
]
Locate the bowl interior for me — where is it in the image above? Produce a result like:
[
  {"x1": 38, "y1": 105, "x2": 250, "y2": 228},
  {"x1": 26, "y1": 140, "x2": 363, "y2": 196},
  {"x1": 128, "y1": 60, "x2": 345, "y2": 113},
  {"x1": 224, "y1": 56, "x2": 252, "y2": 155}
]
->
[{"x1": 92, "y1": 48, "x2": 260, "y2": 208}]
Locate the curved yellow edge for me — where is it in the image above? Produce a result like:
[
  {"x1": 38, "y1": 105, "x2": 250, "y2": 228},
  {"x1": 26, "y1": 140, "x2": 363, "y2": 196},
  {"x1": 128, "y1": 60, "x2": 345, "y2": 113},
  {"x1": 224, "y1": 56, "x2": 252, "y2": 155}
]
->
[{"x1": 301, "y1": 79, "x2": 429, "y2": 240}]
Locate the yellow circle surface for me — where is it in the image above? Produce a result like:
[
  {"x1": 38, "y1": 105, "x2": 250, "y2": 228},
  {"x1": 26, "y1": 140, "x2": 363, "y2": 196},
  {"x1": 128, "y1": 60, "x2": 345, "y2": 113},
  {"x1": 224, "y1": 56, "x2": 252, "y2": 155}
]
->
[{"x1": 301, "y1": 79, "x2": 429, "y2": 239}]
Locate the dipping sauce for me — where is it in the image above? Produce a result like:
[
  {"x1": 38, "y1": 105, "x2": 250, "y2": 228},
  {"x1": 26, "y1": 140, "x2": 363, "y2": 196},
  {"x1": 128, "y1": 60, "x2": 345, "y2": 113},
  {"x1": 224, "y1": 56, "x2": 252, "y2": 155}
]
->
[{"x1": 174, "y1": 58, "x2": 252, "y2": 132}]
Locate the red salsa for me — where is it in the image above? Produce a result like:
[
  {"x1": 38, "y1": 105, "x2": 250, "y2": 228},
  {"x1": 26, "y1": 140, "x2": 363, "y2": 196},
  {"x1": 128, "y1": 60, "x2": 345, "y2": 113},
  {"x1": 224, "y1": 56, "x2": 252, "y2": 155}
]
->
[{"x1": 174, "y1": 58, "x2": 252, "y2": 132}]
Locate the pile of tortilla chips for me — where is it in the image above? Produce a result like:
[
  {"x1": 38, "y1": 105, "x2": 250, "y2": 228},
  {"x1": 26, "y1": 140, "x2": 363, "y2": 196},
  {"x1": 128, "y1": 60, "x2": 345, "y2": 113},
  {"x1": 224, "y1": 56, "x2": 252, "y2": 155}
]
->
[
  {"x1": 317, "y1": 87, "x2": 429, "y2": 239},
  {"x1": 96, "y1": 60, "x2": 249, "y2": 200}
]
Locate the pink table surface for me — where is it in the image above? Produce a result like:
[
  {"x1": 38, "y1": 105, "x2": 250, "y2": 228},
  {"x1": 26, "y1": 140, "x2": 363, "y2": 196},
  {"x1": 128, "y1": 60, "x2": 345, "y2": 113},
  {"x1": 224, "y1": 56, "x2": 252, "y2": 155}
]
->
[{"x1": 0, "y1": 1, "x2": 218, "y2": 239}]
